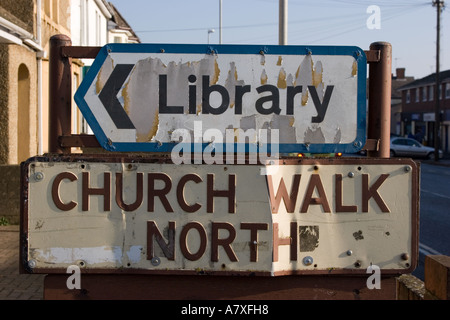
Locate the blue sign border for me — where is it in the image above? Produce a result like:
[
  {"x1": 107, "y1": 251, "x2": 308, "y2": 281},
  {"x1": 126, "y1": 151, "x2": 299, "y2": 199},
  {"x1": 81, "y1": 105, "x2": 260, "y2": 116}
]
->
[{"x1": 74, "y1": 43, "x2": 367, "y2": 154}]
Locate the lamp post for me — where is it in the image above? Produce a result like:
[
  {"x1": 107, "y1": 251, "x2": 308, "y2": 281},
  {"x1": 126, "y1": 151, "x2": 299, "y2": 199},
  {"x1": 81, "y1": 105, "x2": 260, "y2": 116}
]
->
[
  {"x1": 279, "y1": 0, "x2": 287, "y2": 45},
  {"x1": 208, "y1": 29, "x2": 215, "y2": 44},
  {"x1": 219, "y1": 0, "x2": 222, "y2": 44}
]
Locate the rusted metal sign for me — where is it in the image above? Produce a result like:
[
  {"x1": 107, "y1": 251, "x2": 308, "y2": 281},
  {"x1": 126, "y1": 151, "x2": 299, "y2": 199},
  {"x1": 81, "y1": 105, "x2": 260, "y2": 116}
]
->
[
  {"x1": 21, "y1": 156, "x2": 418, "y2": 276},
  {"x1": 74, "y1": 44, "x2": 367, "y2": 153}
]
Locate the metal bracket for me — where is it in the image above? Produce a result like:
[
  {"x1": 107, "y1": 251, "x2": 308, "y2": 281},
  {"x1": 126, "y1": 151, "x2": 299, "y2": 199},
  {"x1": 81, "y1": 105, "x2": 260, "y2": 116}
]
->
[{"x1": 364, "y1": 49, "x2": 381, "y2": 63}]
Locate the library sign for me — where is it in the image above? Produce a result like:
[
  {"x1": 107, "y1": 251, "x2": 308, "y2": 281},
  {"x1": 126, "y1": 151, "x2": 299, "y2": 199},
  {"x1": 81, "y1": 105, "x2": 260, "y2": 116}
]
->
[{"x1": 74, "y1": 43, "x2": 367, "y2": 154}]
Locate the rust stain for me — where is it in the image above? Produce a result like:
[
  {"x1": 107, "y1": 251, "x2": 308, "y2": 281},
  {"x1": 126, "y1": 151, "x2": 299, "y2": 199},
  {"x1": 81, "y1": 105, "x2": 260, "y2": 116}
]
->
[
  {"x1": 312, "y1": 61, "x2": 323, "y2": 87},
  {"x1": 230, "y1": 67, "x2": 239, "y2": 108},
  {"x1": 122, "y1": 80, "x2": 130, "y2": 114},
  {"x1": 277, "y1": 68, "x2": 287, "y2": 89},
  {"x1": 294, "y1": 63, "x2": 309, "y2": 106},
  {"x1": 95, "y1": 56, "x2": 114, "y2": 95},
  {"x1": 301, "y1": 91, "x2": 309, "y2": 106},
  {"x1": 212, "y1": 58, "x2": 220, "y2": 84},
  {"x1": 289, "y1": 117, "x2": 295, "y2": 127},
  {"x1": 260, "y1": 54, "x2": 266, "y2": 66},
  {"x1": 260, "y1": 70, "x2": 268, "y2": 85},
  {"x1": 352, "y1": 60, "x2": 358, "y2": 77},
  {"x1": 145, "y1": 110, "x2": 159, "y2": 141},
  {"x1": 277, "y1": 56, "x2": 283, "y2": 66},
  {"x1": 95, "y1": 71, "x2": 102, "y2": 95},
  {"x1": 294, "y1": 55, "x2": 321, "y2": 106}
]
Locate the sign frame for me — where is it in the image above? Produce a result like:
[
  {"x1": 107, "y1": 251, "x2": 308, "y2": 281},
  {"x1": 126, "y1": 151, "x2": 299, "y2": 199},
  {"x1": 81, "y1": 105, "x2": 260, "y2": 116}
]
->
[{"x1": 74, "y1": 43, "x2": 367, "y2": 154}]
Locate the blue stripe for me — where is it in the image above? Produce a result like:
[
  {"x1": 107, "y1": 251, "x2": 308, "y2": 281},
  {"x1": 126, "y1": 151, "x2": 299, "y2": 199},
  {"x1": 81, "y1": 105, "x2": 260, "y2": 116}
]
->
[{"x1": 103, "y1": 43, "x2": 364, "y2": 57}]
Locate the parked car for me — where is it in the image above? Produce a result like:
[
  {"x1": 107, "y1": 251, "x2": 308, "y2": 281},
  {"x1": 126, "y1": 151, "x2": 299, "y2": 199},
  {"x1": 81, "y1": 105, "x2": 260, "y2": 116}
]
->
[{"x1": 390, "y1": 137, "x2": 443, "y2": 160}]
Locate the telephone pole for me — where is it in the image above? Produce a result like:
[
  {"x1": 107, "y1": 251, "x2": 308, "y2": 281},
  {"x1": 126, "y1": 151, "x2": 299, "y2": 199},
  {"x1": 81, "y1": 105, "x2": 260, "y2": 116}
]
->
[{"x1": 433, "y1": 0, "x2": 444, "y2": 161}]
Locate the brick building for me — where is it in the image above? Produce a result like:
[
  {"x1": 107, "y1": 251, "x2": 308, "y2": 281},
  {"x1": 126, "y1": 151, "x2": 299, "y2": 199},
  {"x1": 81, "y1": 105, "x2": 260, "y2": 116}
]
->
[
  {"x1": 398, "y1": 70, "x2": 450, "y2": 153},
  {"x1": 390, "y1": 68, "x2": 415, "y2": 136}
]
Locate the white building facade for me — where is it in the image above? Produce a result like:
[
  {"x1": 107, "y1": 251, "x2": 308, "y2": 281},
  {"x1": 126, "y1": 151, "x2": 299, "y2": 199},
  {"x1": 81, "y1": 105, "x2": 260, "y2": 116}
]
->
[{"x1": 69, "y1": 1, "x2": 140, "y2": 136}]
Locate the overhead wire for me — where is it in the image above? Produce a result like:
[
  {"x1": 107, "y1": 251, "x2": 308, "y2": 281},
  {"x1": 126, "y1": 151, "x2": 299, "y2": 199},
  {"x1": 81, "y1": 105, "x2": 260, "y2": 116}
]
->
[
  {"x1": 232, "y1": 1, "x2": 430, "y2": 44},
  {"x1": 292, "y1": 4, "x2": 428, "y2": 44},
  {"x1": 133, "y1": 0, "x2": 439, "y2": 45}
]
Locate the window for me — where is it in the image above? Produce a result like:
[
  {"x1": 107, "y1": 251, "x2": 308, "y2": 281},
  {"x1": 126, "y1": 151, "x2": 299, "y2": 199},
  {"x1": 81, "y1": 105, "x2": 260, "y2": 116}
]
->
[
  {"x1": 44, "y1": 0, "x2": 58, "y2": 22},
  {"x1": 44, "y1": 0, "x2": 51, "y2": 17},
  {"x1": 52, "y1": 0, "x2": 59, "y2": 23},
  {"x1": 446, "y1": 83, "x2": 450, "y2": 99},
  {"x1": 406, "y1": 90, "x2": 410, "y2": 103},
  {"x1": 415, "y1": 88, "x2": 419, "y2": 102},
  {"x1": 406, "y1": 139, "x2": 420, "y2": 147},
  {"x1": 429, "y1": 85, "x2": 434, "y2": 101},
  {"x1": 96, "y1": 12, "x2": 100, "y2": 46},
  {"x1": 392, "y1": 138, "x2": 406, "y2": 146},
  {"x1": 80, "y1": 0, "x2": 87, "y2": 46},
  {"x1": 422, "y1": 87, "x2": 427, "y2": 101}
]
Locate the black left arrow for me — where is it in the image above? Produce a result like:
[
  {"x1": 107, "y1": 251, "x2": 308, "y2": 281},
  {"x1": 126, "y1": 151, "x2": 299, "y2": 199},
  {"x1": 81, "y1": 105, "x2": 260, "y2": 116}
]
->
[{"x1": 98, "y1": 64, "x2": 136, "y2": 129}]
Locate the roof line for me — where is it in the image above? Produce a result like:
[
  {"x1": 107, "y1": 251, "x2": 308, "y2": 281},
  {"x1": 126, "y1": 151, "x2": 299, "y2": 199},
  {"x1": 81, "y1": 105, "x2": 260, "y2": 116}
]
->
[{"x1": 397, "y1": 69, "x2": 450, "y2": 91}]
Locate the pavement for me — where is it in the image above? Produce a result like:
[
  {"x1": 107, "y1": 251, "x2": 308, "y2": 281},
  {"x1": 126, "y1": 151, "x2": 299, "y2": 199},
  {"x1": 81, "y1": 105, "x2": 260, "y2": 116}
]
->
[
  {"x1": 1, "y1": 156, "x2": 449, "y2": 301},
  {"x1": 0, "y1": 225, "x2": 45, "y2": 300}
]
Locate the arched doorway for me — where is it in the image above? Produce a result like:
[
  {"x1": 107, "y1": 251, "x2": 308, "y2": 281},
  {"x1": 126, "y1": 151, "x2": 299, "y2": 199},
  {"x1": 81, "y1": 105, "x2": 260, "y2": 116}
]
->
[{"x1": 18, "y1": 64, "x2": 30, "y2": 163}]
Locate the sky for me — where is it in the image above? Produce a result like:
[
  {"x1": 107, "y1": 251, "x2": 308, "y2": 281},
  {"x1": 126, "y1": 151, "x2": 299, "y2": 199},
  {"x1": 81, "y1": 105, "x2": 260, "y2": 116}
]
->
[{"x1": 108, "y1": 0, "x2": 449, "y2": 80}]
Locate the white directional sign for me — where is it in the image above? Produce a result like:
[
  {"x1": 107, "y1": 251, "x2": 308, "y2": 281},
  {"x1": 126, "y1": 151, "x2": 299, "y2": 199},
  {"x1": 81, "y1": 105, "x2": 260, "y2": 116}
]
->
[
  {"x1": 22, "y1": 157, "x2": 418, "y2": 276},
  {"x1": 74, "y1": 44, "x2": 367, "y2": 153}
]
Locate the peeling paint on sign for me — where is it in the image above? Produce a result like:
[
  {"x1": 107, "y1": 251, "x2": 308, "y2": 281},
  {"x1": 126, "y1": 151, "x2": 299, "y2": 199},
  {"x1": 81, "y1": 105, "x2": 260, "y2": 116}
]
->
[
  {"x1": 299, "y1": 226, "x2": 319, "y2": 252},
  {"x1": 31, "y1": 246, "x2": 124, "y2": 265},
  {"x1": 276, "y1": 56, "x2": 283, "y2": 66},
  {"x1": 23, "y1": 157, "x2": 418, "y2": 275},
  {"x1": 121, "y1": 55, "x2": 221, "y2": 142},
  {"x1": 304, "y1": 125, "x2": 326, "y2": 144},
  {"x1": 75, "y1": 44, "x2": 367, "y2": 153},
  {"x1": 352, "y1": 61, "x2": 358, "y2": 77}
]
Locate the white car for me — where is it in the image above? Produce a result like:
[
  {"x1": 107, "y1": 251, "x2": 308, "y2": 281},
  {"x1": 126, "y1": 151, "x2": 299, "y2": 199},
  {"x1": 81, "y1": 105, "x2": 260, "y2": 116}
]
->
[{"x1": 390, "y1": 137, "x2": 443, "y2": 160}]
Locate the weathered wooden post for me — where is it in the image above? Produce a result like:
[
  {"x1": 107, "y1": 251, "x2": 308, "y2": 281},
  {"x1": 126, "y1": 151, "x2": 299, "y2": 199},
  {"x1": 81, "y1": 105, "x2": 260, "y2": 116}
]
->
[
  {"x1": 48, "y1": 34, "x2": 72, "y2": 154},
  {"x1": 367, "y1": 42, "x2": 392, "y2": 158}
]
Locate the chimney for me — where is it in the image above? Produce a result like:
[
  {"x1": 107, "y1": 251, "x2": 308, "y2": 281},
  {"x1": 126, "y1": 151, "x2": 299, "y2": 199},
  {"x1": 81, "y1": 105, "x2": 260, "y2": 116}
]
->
[{"x1": 396, "y1": 68, "x2": 405, "y2": 79}]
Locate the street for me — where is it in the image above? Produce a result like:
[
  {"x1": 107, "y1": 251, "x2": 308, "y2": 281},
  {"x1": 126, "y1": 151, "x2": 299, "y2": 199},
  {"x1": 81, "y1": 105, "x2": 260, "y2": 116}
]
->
[{"x1": 412, "y1": 161, "x2": 450, "y2": 280}]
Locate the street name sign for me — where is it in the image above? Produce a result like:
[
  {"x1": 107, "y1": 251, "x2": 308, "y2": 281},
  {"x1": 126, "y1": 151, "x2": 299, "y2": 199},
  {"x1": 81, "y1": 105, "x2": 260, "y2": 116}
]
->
[
  {"x1": 21, "y1": 156, "x2": 418, "y2": 276},
  {"x1": 74, "y1": 43, "x2": 367, "y2": 154}
]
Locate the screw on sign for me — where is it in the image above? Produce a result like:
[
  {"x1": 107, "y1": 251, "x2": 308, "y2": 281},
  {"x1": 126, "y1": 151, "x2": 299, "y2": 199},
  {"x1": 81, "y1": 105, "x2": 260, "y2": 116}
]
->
[{"x1": 23, "y1": 158, "x2": 418, "y2": 276}]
